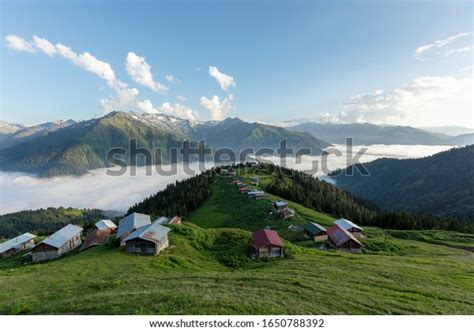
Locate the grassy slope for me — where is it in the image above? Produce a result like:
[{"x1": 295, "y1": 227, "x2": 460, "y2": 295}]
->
[{"x1": 0, "y1": 169, "x2": 473, "y2": 314}]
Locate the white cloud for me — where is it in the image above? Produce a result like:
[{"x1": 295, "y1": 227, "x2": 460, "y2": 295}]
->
[
  {"x1": 125, "y1": 52, "x2": 168, "y2": 93},
  {"x1": 209, "y1": 66, "x2": 235, "y2": 91},
  {"x1": 159, "y1": 102, "x2": 198, "y2": 121},
  {"x1": 165, "y1": 74, "x2": 179, "y2": 84},
  {"x1": 4, "y1": 34, "x2": 36, "y2": 53},
  {"x1": 415, "y1": 32, "x2": 470, "y2": 59},
  {"x1": 176, "y1": 95, "x2": 188, "y2": 102},
  {"x1": 200, "y1": 94, "x2": 234, "y2": 120},
  {"x1": 444, "y1": 46, "x2": 472, "y2": 57},
  {"x1": 32, "y1": 36, "x2": 57, "y2": 56},
  {"x1": 136, "y1": 99, "x2": 160, "y2": 114},
  {"x1": 332, "y1": 76, "x2": 473, "y2": 127},
  {"x1": 4, "y1": 34, "x2": 146, "y2": 114},
  {"x1": 55, "y1": 43, "x2": 116, "y2": 81}
]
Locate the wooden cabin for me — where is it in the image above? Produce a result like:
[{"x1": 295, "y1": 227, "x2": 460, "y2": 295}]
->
[
  {"x1": 31, "y1": 224, "x2": 83, "y2": 262},
  {"x1": 251, "y1": 177, "x2": 258, "y2": 185},
  {"x1": 95, "y1": 219, "x2": 117, "y2": 233},
  {"x1": 116, "y1": 212, "x2": 151, "y2": 244},
  {"x1": 303, "y1": 222, "x2": 328, "y2": 241},
  {"x1": 0, "y1": 233, "x2": 36, "y2": 259},
  {"x1": 272, "y1": 201, "x2": 288, "y2": 211},
  {"x1": 80, "y1": 229, "x2": 112, "y2": 251},
  {"x1": 252, "y1": 229, "x2": 284, "y2": 258},
  {"x1": 334, "y1": 218, "x2": 365, "y2": 238},
  {"x1": 124, "y1": 221, "x2": 171, "y2": 255},
  {"x1": 247, "y1": 190, "x2": 266, "y2": 199},
  {"x1": 279, "y1": 207, "x2": 295, "y2": 219},
  {"x1": 327, "y1": 224, "x2": 363, "y2": 253}
]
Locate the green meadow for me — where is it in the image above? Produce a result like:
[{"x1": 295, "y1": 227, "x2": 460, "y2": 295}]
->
[{"x1": 0, "y1": 172, "x2": 473, "y2": 314}]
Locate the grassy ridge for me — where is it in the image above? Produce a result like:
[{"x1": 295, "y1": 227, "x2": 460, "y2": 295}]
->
[
  {"x1": 0, "y1": 222, "x2": 472, "y2": 314},
  {"x1": 0, "y1": 169, "x2": 473, "y2": 314}
]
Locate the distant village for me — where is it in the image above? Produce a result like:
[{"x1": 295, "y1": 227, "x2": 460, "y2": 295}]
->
[{"x1": 0, "y1": 164, "x2": 366, "y2": 262}]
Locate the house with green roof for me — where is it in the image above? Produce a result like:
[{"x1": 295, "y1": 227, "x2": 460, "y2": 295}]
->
[{"x1": 303, "y1": 222, "x2": 328, "y2": 242}]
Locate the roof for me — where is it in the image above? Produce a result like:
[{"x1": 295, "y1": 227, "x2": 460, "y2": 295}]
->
[
  {"x1": 0, "y1": 233, "x2": 36, "y2": 254},
  {"x1": 327, "y1": 224, "x2": 363, "y2": 247},
  {"x1": 123, "y1": 221, "x2": 171, "y2": 244},
  {"x1": 280, "y1": 207, "x2": 295, "y2": 218},
  {"x1": 252, "y1": 229, "x2": 284, "y2": 248},
  {"x1": 154, "y1": 216, "x2": 170, "y2": 225},
  {"x1": 303, "y1": 222, "x2": 327, "y2": 235},
  {"x1": 95, "y1": 219, "x2": 117, "y2": 230},
  {"x1": 335, "y1": 218, "x2": 364, "y2": 231},
  {"x1": 80, "y1": 229, "x2": 111, "y2": 251},
  {"x1": 116, "y1": 213, "x2": 151, "y2": 238},
  {"x1": 168, "y1": 216, "x2": 182, "y2": 225},
  {"x1": 41, "y1": 224, "x2": 83, "y2": 248},
  {"x1": 247, "y1": 190, "x2": 265, "y2": 195},
  {"x1": 273, "y1": 201, "x2": 288, "y2": 208}
]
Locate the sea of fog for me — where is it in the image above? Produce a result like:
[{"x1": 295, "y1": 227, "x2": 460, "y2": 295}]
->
[{"x1": 0, "y1": 144, "x2": 455, "y2": 215}]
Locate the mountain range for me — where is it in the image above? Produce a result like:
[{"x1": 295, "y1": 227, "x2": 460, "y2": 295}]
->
[
  {"x1": 0, "y1": 112, "x2": 330, "y2": 177},
  {"x1": 331, "y1": 145, "x2": 474, "y2": 222},
  {"x1": 290, "y1": 122, "x2": 474, "y2": 146}
]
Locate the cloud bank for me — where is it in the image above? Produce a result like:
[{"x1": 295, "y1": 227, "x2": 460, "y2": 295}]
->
[
  {"x1": 0, "y1": 145, "x2": 454, "y2": 215},
  {"x1": 317, "y1": 76, "x2": 472, "y2": 127}
]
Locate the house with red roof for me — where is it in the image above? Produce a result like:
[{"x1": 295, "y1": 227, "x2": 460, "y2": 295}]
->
[
  {"x1": 327, "y1": 224, "x2": 363, "y2": 253},
  {"x1": 251, "y1": 229, "x2": 284, "y2": 258}
]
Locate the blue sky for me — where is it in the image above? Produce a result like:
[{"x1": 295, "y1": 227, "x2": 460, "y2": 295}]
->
[{"x1": 1, "y1": 0, "x2": 472, "y2": 127}]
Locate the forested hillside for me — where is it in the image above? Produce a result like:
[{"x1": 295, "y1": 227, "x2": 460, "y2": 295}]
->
[
  {"x1": 0, "y1": 207, "x2": 105, "y2": 238},
  {"x1": 332, "y1": 145, "x2": 474, "y2": 222}
]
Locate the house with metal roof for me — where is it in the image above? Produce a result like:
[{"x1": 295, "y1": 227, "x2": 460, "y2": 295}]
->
[
  {"x1": 31, "y1": 224, "x2": 83, "y2": 262},
  {"x1": 272, "y1": 201, "x2": 288, "y2": 210},
  {"x1": 123, "y1": 221, "x2": 171, "y2": 255},
  {"x1": 334, "y1": 218, "x2": 365, "y2": 238},
  {"x1": 251, "y1": 229, "x2": 284, "y2": 258},
  {"x1": 116, "y1": 212, "x2": 151, "y2": 243},
  {"x1": 95, "y1": 219, "x2": 117, "y2": 232},
  {"x1": 279, "y1": 207, "x2": 296, "y2": 219},
  {"x1": 247, "y1": 190, "x2": 266, "y2": 199},
  {"x1": 80, "y1": 229, "x2": 112, "y2": 251},
  {"x1": 327, "y1": 224, "x2": 363, "y2": 253},
  {"x1": 303, "y1": 222, "x2": 328, "y2": 241},
  {"x1": 0, "y1": 233, "x2": 36, "y2": 259}
]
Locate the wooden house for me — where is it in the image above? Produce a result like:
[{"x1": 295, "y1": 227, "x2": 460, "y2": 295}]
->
[
  {"x1": 247, "y1": 190, "x2": 266, "y2": 199},
  {"x1": 334, "y1": 218, "x2": 365, "y2": 238},
  {"x1": 279, "y1": 207, "x2": 295, "y2": 219},
  {"x1": 153, "y1": 216, "x2": 182, "y2": 225},
  {"x1": 252, "y1": 229, "x2": 284, "y2": 258},
  {"x1": 116, "y1": 212, "x2": 151, "y2": 244},
  {"x1": 303, "y1": 222, "x2": 328, "y2": 241},
  {"x1": 124, "y1": 221, "x2": 171, "y2": 255},
  {"x1": 0, "y1": 233, "x2": 36, "y2": 259},
  {"x1": 272, "y1": 201, "x2": 288, "y2": 211},
  {"x1": 31, "y1": 224, "x2": 83, "y2": 262},
  {"x1": 80, "y1": 229, "x2": 112, "y2": 251},
  {"x1": 251, "y1": 177, "x2": 258, "y2": 185},
  {"x1": 327, "y1": 224, "x2": 363, "y2": 253},
  {"x1": 95, "y1": 219, "x2": 117, "y2": 233},
  {"x1": 240, "y1": 187, "x2": 251, "y2": 194}
]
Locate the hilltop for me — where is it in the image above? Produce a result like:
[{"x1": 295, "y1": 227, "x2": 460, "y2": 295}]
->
[{"x1": 0, "y1": 165, "x2": 473, "y2": 314}]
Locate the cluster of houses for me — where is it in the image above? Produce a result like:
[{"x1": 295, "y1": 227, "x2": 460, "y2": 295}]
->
[
  {"x1": 233, "y1": 178, "x2": 267, "y2": 200},
  {"x1": 250, "y1": 218, "x2": 365, "y2": 258},
  {"x1": 0, "y1": 213, "x2": 181, "y2": 262}
]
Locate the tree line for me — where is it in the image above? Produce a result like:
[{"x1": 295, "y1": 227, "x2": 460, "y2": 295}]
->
[
  {"x1": 127, "y1": 169, "x2": 215, "y2": 218},
  {"x1": 262, "y1": 164, "x2": 474, "y2": 233}
]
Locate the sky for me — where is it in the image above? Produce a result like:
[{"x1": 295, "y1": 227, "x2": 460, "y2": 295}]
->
[{"x1": 1, "y1": 0, "x2": 473, "y2": 127}]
